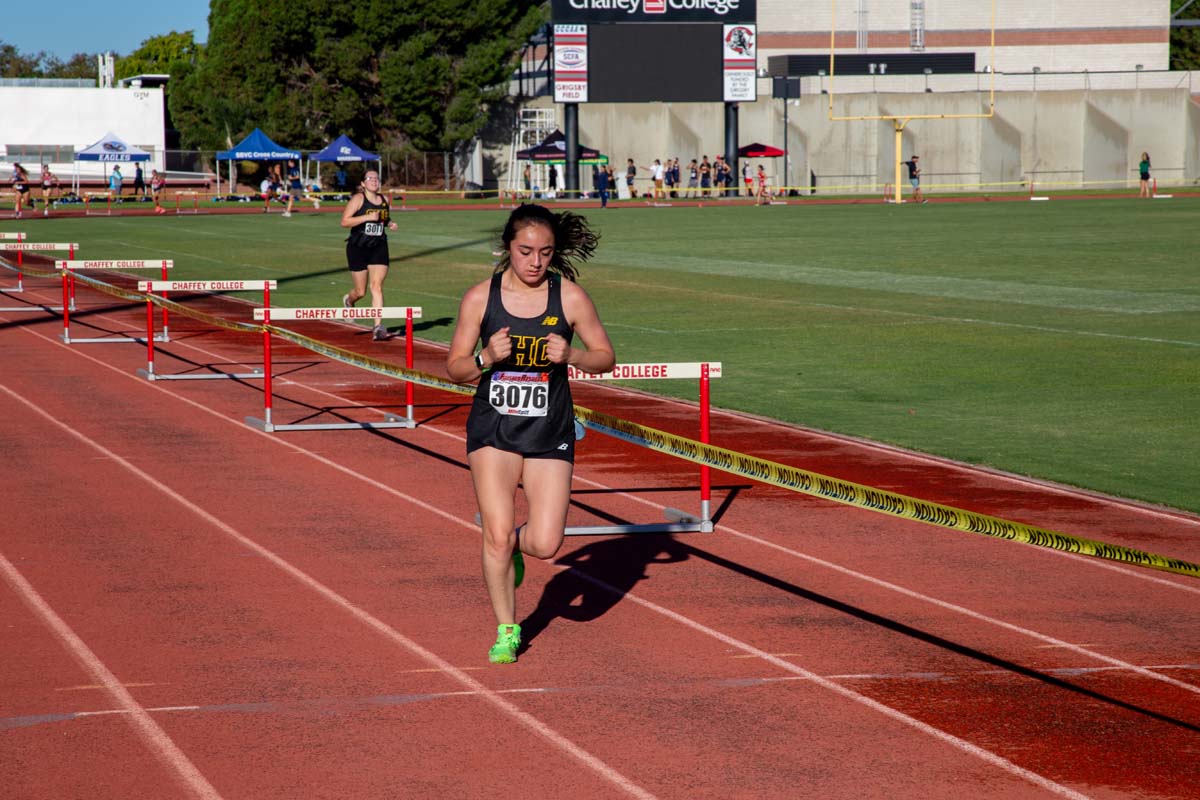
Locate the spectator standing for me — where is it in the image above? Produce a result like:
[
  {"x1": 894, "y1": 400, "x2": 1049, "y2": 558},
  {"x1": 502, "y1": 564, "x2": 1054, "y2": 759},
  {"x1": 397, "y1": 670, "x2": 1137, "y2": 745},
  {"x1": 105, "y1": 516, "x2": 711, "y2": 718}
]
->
[
  {"x1": 625, "y1": 159, "x2": 637, "y2": 197},
  {"x1": 686, "y1": 159, "x2": 699, "y2": 198},
  {"x1": 670, "y1": 158, "x2": 681, "y2": 198},
  {"x1": 132, "y1": 162, "x2": 146, "y2": 199},
  {"x1": 904, "y1": 155, "x2": 927, "y2": 203},
  {"x1": 548, "y1": 163, "x2": 558, "y2": 197},
  {"x1": 664, "y1": 159, "x2": 676, "y2": 198},
  {"x1": 1138, "y1": 152, "x2": 1152, "y2": 198},
  {"x1": 109, "y1": 165, "x2": 123, "y2": 201},
  {"x1": 596, "y1": 162, "x2": 609, "y2": 208},
  {"x1": 647, "y1": 159, "x2": 665, "y2": 200},
  {"x1": 742, "y1": 161, "x2": 753, "y2": 197},
  {"x1": 699, "y1": 156, "x2": 711, "y2": 198},
  {"x1": 522, "y1": 163, "x2": 531, "y2": 198}
]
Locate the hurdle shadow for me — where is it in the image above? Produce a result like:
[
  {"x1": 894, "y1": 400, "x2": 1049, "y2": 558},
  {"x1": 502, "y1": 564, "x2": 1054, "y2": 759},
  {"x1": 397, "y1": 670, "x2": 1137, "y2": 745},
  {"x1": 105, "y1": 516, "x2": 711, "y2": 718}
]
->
[{"x1": 597, "y1": 540, "x2": 1200, "y2": 733}]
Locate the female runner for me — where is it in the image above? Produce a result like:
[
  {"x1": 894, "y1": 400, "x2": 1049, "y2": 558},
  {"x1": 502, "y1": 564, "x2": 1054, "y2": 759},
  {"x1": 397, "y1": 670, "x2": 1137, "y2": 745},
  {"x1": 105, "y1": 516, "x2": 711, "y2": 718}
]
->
[{"x1": 446, "y1": 204, "x2": 615, "y2": 664}]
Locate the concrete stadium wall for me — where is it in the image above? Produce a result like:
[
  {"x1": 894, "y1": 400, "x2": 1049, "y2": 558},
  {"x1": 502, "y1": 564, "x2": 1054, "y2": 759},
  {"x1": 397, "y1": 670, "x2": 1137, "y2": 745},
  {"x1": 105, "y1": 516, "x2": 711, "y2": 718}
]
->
[{"x1": 500, "y1": 86, "x2": 1197, "y2": 195}]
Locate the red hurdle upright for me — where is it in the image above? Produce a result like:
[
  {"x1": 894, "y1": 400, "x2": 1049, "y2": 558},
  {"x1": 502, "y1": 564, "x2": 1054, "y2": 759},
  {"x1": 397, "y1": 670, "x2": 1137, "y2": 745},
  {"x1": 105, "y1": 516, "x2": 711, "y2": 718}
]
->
[
  {"x1": 563, "y1": 361, "x2": 722, "y2": 535},
  {"x1": 136, "y1": 279, "x2": 275, "y2": 381},
  {"x1": 247, "y1": 304, "x2": 422, "y2": 432},
  {"x1": 57, "y1": 259, "x2": 171, "y2": 343}
]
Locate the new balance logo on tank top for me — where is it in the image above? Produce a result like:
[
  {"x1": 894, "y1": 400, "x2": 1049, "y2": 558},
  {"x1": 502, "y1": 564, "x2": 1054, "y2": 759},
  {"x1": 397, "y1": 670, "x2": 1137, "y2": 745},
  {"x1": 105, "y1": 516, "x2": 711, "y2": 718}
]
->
[{"x1": 466, "y1": 272, "x2": 576, "y2": 457}]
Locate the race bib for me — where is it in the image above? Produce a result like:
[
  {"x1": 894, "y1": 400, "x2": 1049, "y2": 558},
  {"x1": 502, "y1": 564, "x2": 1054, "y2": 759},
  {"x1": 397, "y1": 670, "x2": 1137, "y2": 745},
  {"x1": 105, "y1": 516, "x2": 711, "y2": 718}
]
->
[
  {"x1": 489, "y1": 371, "x2": 549, "y2": 417},
  {"x1": 364, "y1": 222, "x2": 383, "y2": 237}
]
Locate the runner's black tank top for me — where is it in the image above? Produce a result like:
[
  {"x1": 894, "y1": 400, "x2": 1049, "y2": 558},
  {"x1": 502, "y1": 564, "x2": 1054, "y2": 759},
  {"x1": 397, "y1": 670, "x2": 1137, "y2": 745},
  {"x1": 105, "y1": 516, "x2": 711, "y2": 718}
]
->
[
  {"x1": 347, "y1": 194, "x2": 389, "y2": 247},
  {"x1": 466, "y1": 272, "x2": 575, "y2": 456}
]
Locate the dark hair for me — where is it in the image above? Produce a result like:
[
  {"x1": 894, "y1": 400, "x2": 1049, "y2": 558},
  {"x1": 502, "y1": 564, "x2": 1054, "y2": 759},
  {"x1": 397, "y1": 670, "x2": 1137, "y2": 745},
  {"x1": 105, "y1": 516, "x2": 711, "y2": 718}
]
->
[{"x1": 494, "y1": 204, "x2": 598, "y2": 282}]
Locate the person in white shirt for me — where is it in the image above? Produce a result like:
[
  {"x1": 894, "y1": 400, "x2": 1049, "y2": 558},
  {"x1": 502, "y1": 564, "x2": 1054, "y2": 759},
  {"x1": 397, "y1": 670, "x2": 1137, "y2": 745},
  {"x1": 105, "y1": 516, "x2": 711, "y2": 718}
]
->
[{"x1": 645, "y1": 159, "x2": 665, "y2": 200}]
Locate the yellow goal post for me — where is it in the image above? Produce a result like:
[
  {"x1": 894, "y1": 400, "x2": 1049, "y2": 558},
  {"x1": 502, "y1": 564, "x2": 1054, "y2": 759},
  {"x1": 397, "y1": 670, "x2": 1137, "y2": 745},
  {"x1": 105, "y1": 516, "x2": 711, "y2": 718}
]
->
[{"x1": 828, "y1": 0, "x2": 997, "y2": 203}]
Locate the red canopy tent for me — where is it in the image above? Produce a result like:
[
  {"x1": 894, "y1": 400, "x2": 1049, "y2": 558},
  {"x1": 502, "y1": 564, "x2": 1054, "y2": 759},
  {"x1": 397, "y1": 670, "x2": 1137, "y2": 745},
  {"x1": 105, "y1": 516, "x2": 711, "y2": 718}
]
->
[{"x1": 738, "y1": 142, "x2": 785, "y2": 158}]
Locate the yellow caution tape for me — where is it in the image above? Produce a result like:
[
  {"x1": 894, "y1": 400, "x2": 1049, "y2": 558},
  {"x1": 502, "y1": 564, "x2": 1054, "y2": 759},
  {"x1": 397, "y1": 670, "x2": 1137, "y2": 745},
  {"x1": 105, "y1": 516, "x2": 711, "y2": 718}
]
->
[{"x1": 573, "y1": 407, "x2": 1200, "y2": 580}]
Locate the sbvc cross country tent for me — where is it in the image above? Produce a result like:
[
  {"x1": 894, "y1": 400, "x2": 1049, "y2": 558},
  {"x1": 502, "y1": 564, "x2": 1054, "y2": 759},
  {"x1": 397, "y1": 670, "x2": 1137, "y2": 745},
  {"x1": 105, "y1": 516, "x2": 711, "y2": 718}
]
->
[{"x1": 215, "y1": 128, "x2": 301, "y2": 197}]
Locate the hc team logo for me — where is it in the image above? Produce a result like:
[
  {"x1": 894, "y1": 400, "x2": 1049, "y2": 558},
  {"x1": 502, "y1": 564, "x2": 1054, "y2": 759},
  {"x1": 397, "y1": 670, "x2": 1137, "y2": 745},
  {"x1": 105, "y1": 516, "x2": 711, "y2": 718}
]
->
[
  {"x1": 102, "y1": 141, "x2": 127, "y2": 153},
  {"x1": 725, "y1": 26, "x2": 753, "y2": 56},
  {"x1": 644, "y1": 0, "x2": 666, "y2": 12}
]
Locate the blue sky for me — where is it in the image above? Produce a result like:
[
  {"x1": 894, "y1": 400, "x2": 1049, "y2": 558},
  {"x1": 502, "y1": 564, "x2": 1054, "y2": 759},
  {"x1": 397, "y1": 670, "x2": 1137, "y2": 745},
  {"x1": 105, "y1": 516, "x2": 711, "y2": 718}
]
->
[{"x1": 5, "y1": 1, "x2": 209, "y2": 60}]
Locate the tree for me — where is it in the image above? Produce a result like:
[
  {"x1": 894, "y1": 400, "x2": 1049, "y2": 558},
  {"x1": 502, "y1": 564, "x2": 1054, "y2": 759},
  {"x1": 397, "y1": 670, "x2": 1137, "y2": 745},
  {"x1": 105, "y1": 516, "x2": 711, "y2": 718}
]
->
[
  {"x1": 116, "y1": 31, "x2": 203, "y2": 81},
  {"x1": 170, "y1": 0, "x2": 545, "y2": 160},
  {"x1": 0, "y1": 42, "x2": 52, "y2": 77},
  {"x1": 1171, "y1": 1, "x2": 1200, "y2": 70}
]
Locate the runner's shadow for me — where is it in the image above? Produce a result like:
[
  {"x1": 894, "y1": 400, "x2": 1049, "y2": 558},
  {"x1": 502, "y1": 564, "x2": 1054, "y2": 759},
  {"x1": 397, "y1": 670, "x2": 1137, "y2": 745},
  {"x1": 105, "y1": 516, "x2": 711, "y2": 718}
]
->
[{"x1": 518, "y1": 535, "x2": 689, "y2": 654}]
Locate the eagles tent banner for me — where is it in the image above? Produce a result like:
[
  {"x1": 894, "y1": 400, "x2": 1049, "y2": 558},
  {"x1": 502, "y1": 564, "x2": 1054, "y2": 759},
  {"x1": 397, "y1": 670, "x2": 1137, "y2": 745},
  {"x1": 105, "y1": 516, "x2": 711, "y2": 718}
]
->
[{"x1": 75, "y1": 132, "x2": 152, "y2": 163}]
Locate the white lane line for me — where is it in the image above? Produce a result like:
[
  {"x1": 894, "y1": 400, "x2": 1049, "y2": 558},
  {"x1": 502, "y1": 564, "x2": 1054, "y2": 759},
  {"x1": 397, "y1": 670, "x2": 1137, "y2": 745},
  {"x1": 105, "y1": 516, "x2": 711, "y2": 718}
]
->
[
  {"x1": 721, "y1": 528, "x2": 1200, "y2": 695},
  {"x1": 0, "y1": 553, "x2": 224, "y2": 800},
  {"x1": 566, "y1": 566, "x2": 1095, "y2": 800},
  {"x1": 6, "y1": 345, "x2": 1099, "y2": 797},
  {"x1": 0, "y1": 381, "x2": 657, "y2": 800}
]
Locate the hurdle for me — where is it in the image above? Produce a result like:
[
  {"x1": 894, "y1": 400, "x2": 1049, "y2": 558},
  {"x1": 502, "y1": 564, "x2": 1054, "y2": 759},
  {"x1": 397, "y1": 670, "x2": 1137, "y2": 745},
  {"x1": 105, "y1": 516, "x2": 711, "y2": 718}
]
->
[
  {"x1": 1029, "y1": 181, "x2": 1049, "y2": 201},
  {"x1": 389, "y1": 189, "x2": 417, "y2": 211},
  {"x1": 84, "y1": 192, "x2": 114, "y2": 216},
  {"x1": 0, "y1": 233, "x2": 26, "y2": 293},
  {"x1": 135, "y1": 279, "x2": 275, "y2": 381},
  {"x1": 174, "y1": 191, "x2": 203, "y2": 214},
  {"x1": 1152, "y1": 179, "x2": 1173, "y2": 200},
  {"x1": 57, "y1": 259, "x2": 172, "y2": 343},
  {"x1": 564, "y1": 361, "x2": 721, "y2": 535},
  {"x1": 246, "y1": 305, "x2": 422, "y2": 432},
  {"x1": 1, "y1": 242, "x2": 76, "y2": 312}
]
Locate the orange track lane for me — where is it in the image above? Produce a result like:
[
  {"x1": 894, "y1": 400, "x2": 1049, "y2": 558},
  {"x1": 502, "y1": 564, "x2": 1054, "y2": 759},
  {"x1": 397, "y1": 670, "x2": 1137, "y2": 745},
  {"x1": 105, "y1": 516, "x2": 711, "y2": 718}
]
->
[{"x1": 1, "y1": 266, "x2": 1198, "y2": 800}]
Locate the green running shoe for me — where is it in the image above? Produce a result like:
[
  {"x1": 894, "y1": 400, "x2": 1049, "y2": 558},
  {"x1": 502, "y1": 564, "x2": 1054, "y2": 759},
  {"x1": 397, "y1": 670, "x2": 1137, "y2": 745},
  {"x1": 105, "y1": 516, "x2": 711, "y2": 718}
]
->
[
  {"x1": 512, "y1": 548, "x2": 525, "y2": 589},
  {"x1": 488, "y1": 624, "x2": 521, "y2": 664}
]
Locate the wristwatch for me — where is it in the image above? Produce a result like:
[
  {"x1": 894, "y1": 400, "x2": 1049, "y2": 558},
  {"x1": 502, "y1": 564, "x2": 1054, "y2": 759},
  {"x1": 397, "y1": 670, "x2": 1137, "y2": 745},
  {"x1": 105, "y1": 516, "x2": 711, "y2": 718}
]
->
[{"x1": 474, "y1": 351, "x2": 487, "y2": 371}]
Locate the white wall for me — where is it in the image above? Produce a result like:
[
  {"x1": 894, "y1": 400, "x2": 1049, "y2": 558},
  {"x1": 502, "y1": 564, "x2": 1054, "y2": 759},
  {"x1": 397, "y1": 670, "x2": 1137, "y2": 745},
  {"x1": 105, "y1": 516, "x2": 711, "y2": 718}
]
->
[{"x1": 0, "y1": 86, "x2": 166, "y2": 178}]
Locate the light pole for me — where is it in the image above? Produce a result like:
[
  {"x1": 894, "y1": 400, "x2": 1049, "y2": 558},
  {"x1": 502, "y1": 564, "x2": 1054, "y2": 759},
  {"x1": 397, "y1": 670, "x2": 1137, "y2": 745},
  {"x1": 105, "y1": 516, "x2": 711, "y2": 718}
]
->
[{"x1": 772, "y1": 77, "x2": 800, "y2": 195}]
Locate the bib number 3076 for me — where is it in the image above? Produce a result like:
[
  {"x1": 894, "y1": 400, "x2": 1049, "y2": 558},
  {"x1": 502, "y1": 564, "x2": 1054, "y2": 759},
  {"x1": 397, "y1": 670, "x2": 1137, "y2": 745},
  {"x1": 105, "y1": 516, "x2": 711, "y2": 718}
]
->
[{"x1": 489, "y1": 371, "x2": 549, "y2": 417}]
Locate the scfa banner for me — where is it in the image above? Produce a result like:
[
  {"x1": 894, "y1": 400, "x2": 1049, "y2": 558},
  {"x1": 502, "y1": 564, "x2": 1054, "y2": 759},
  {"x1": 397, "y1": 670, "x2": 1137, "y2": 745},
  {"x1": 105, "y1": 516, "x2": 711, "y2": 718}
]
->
[
  {"x1": 551, "y1": 0, "x2": 756, "y2": 24},
  {"x1": 554, "y1": 25, "x2": 589, "y2": 103}
]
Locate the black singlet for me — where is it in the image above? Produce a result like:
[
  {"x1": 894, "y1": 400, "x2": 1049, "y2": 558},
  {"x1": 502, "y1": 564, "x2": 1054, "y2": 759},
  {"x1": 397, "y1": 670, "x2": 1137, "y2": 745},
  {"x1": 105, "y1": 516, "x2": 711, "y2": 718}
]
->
[
  {"x1": 466, "y1": 272, "x2": 576, "y2": 458},
  {"x1": 346, "y1": 194, "x2": 390, "y2": 248}
]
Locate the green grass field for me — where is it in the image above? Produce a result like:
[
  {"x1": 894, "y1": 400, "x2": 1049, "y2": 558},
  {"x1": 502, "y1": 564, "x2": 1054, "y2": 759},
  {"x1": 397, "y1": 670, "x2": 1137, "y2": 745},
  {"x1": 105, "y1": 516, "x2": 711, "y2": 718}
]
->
[{"x1": 21, "y1": 197, "x2": 1199, "y2": 512}]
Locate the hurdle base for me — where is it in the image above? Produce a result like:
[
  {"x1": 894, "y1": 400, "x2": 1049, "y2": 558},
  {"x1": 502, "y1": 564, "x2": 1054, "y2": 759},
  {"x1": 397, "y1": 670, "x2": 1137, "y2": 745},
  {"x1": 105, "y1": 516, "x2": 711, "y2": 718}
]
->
[
  {"x1": 1030, "y1": 196, "x2": 1050, "y2": 201},
  {"x1": 139, "y1": 367, "x2": 264, "y2": 382},
  {"x1": 244, "y1": 413, "x2": 416, "y2": 433},
  {"x1": 0, "y1": 305, "x2": 64, "y2": 312},
  {"x1": 62, "y1": 334, "x2": 148, "y2": 344},
  {"x1": 1153, "y1": 194, "x2": 1173, "y2": 199},
  {"x1": 564, "y1": 508, "x2": 713, "y2": 536},
  {"x1": 0, "y1": 286, "x2": 24, "y2": 293}
]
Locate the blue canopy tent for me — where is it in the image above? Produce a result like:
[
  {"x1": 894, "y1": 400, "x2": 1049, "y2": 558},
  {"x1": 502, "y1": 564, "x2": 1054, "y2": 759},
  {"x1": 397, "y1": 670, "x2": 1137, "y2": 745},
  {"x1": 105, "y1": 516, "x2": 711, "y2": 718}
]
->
[
  {"x1": 310, "y1": 135, "x2": 381, "y2": 191},
  {"x1": 72, "y1": 131, "x2": 152, "y2": 194},
  {"x1": 214, "y1": 128, "x2": 301, "y2": 197}
]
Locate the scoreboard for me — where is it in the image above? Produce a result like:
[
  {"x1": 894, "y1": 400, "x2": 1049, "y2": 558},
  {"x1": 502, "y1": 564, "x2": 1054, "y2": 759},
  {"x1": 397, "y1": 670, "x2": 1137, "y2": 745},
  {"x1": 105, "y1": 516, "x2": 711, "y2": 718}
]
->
[{"x1": 550, "y1": 0, "x2": 758, "y2": 104}]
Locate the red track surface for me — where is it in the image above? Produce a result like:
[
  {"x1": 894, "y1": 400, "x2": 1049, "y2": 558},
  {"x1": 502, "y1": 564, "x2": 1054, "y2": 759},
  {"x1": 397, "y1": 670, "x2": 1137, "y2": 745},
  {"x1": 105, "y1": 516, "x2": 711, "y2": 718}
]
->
[{"x1": 2, "y1": 252, "x2": 1198, "y2": 799}]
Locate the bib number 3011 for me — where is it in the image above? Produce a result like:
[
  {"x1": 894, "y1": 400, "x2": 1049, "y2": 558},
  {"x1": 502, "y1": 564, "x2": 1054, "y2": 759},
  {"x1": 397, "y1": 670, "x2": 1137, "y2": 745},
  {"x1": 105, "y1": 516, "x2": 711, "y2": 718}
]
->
[{"x1": 489, "y1": 371, "x2": 549, "y2": 417}]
